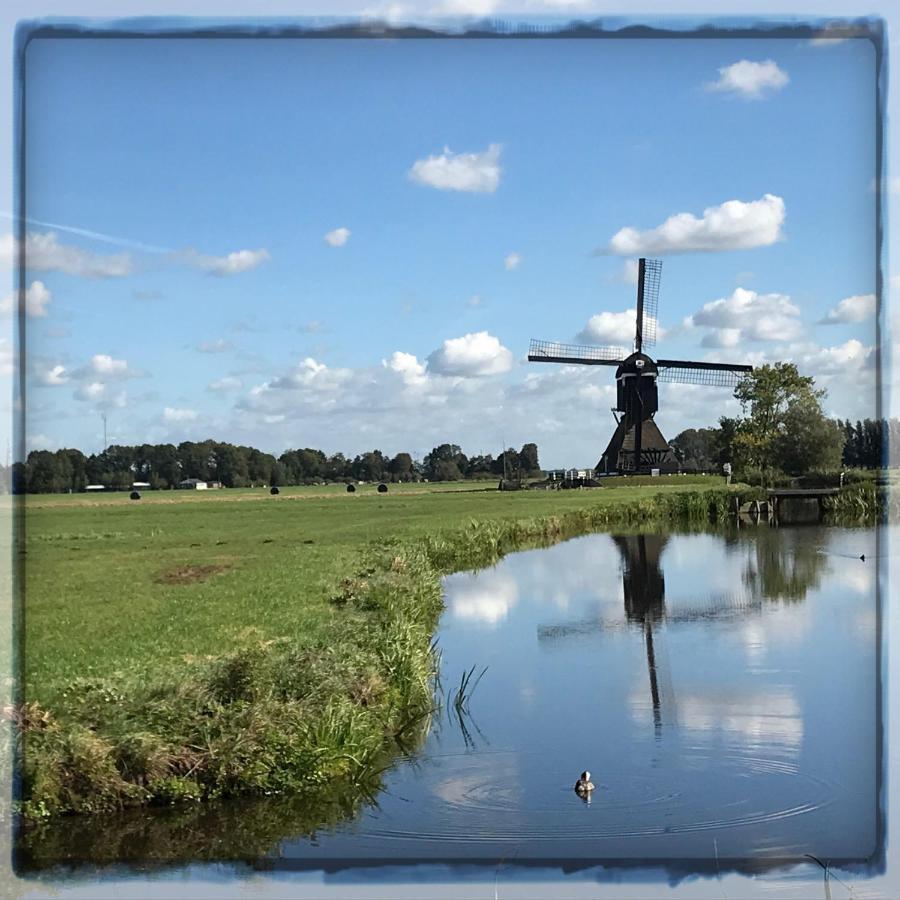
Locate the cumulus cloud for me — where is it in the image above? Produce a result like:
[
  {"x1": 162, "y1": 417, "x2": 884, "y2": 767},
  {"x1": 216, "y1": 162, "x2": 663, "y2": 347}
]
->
[
  {"x1": 706, "y1": 60, "x2": 789, "y2": 98},
  {"x1": 576, "y1": 308, "x2": 657, "y2": 347},
  {"x1": 324, "y1": 227, "x2": 351, "y2": 247},
  {"x1": 504, "y1": 252, "x2": 521, "y2": 271},
  {"x1": 426, "y1": 331, "x2": 514, "y2": 376},
  {"x1": 686, "y1": 287, "x2": 802, "y2": 345},
  {"x1": 408, "y1": 144, "x2": 502, "y2": 193},
  {"x1": 183, "y1": 247, "x2": 270, "y2": 276},
  {"x1": 605, "y1": 195, "x2": 786, "y2": 255},
  {"x1": 89, "y1": 354, "x2": 130, "y2": 377},
  {"x1": 0, "y1": 231, "x2": 133, "y2": 278},
  {"x1": 163, "y1": 407, "x2": 198, "y2": 422},
  {"x1": 260, "y1": 357, "x2": 354, "y2": 398},
  {"x1": 819, "y1": 293, "x2": 875, "y2": 324},
  {"x1": 0, "y1": 280, "x2": 51, "y2": 318},
  {"x1": 384, "y1": 350, "x2": 427, "y2": 386},
  {"x1": 38, "y1": 364, "x2": 69, "y2": 386},
  {"x1": 207, "y1": 376, "x2": 242, "y2": 392},
  {"x1": 73, "y1": 381, "x2": 126, "y2": 407}
]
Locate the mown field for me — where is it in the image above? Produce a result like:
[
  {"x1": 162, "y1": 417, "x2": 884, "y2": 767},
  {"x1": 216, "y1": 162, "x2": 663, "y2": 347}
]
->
[
  {"x1": 23, "y1": 476, "x2": 727, "y2": 702},
  {"x1": 19, "y1": 476, "x2": 735, "y2": 818}
]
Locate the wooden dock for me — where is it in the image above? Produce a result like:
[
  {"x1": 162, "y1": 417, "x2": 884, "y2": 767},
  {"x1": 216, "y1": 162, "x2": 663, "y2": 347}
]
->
[{"x1": 767, "y1": 488, "x2": 840, "y2": 522}]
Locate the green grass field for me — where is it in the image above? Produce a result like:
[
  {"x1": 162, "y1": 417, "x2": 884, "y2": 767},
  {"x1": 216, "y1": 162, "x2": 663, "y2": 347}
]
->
[
  {"x1": 19, "y1": 476, "x2": 735, "y2": 818},
  {"x1": 23, "y1": 476, "x2": 727, "y2": 703}
]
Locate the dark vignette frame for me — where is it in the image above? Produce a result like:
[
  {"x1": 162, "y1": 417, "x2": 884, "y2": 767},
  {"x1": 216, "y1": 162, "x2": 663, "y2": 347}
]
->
[{"x1": 9, "y1": 14, "x2": 889, "y2": 885}]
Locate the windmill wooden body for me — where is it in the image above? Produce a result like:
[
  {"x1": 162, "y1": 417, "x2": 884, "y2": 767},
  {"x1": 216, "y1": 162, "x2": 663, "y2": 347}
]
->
[{"x1": 528, "y1": 258, "x2": 753, "y2": 475}]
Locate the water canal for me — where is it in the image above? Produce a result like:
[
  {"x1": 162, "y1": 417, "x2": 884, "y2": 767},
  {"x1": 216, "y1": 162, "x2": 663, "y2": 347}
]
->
[{"x1": 19, "y1": 523, "x2": 883, "y2": 883}]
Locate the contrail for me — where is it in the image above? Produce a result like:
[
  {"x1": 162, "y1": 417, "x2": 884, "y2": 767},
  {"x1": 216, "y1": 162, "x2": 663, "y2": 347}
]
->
[{"x1": 0, "y1": 211, "x2": 172, "y2": 254}]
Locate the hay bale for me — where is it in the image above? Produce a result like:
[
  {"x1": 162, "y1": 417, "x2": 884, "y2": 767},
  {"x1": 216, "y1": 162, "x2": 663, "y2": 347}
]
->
[
  {"x1": 346, "y1": 483, "x2": 356, "y2": 493},
  {"x1": 377, "y1": 483, "x2": 388, "y2": 493},
  {"x1": 130, "y1": 491, "x2": 141, "y2": 501},
  {"x1": 270, "y1": 486, "x2": 280, "y2": 495}
]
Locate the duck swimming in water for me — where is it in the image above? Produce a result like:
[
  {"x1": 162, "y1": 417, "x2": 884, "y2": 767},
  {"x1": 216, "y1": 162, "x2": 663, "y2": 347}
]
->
[{"x1": 574, "y1": 770, "x2": 595, "y2": 794}]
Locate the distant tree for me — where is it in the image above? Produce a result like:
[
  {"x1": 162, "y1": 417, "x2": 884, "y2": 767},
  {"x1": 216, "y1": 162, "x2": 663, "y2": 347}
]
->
[
  {"x1": 465, "y1": 453, "x2": 494, "y2": 478},
  {"x1": 433, "y1": 459, "x2": 462, "y2": 482},
  {"x1": 269, "y1": 460, "x2": 285, "y2": 487},
  {"x1": 519, "y1": 443, "x2": 541, "y2": 476},
  {"x1": 491, "y1": 447, "x2": 520, "y2": 477},
  {"x1": 671, "y1": 428, "x2": 719, "y2": 471},
  {"x1": 352, "y1": 450, "x2": 388, "y2": 482},
  {"x1": 388, "y1": 452, "x2": 415, "y2": 482},
  {"x1": 424, "y1": 444, "x2": 467, "y2": 481},
  {"x1": 26, "y1": 450, "x2": 61, "y2": 493},
  {"x1": 247, "y1": 448, "x2": 276, "y2": 486},
  {"x1": 215, "y1": 443, "x2": 249, "y2": 487}
]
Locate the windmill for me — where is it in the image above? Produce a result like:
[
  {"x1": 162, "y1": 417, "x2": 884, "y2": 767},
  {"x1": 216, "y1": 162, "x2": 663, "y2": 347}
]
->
[{"x1": 528, "y1": 258, "x2": 753, "y2": 475}]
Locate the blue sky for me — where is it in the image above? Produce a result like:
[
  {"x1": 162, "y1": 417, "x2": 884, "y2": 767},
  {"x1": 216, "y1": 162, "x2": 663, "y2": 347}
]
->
[{"x1": 11, "y1": 32, "x2": 879, "y2": 466}]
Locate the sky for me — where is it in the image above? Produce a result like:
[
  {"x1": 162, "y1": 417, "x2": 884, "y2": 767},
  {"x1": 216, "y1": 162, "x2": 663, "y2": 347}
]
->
[{"x1": 6, "y1": 29, "x2": 881, "y2": 467}]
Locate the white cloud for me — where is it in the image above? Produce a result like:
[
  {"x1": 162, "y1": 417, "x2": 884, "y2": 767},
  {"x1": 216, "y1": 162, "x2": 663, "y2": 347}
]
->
[
  {"x1": 324, "y1": 227, "x2": 351, "y2": 247},
  {"x1": 408, "y1": 144, "x2": 502, "y2": 193},
  {"x1": 163, "y1": 406, "x2": 198, "y2": 422},
  {"x1": 383, "y1": 350, "x2": 427, "y2": 386},
  {"x1": 426, "y1": 331, "x2": 514, "y2": 376},
  {"x1": 89, "y1": 354, "x2": 130, "y2": 377},
  {"x1": 820, "y1": 293, "x2": 876, "y2": 324},
  {"x1": 606, "y1": 195, "x2": 786, "y2": 255},
  {"x1": 795, "y1": 338, "x2": 874, "y2": 375},
  {"x1": 706, "y1": 60, "x2": 789, "y2": 99},
  {"x1": 269, "y1": 357, "x2": 352, "y2": 391},
  {"x1": 504, "y1": 252, "x2": 521, "y2": 271},
  {"x1": 73, "y1": 381, "x2": 126, "y2": 407},
  {"x1": 0, "y1": 280, "x2": 51, "y2": 318},
  {"x1": 687, "y1": 287, "x2": 802, "y2": 345},
  {"x1": 196, "y1": 339, "x2": 234, "y2": 353},
  {"x1": 0, "y1": 231, "x2": 133, "y2": 278},
  {"x1": 39, "y1": 364, "x2": 69, "y2": 386},
  {"x1": 577, "y1": 308, "x2": 655, "y2": 347},
  {"x1": 207, "y1": 376, "x2": 242, "y2": 392},
  {"x1": 184, "y1": 247, "x2": 270, "y2": 276}
]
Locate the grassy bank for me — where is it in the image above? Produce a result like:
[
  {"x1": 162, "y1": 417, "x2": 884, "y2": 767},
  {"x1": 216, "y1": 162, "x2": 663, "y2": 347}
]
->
[{"x1": 18, "y1": 480, "x2": 737, "y2": 820}]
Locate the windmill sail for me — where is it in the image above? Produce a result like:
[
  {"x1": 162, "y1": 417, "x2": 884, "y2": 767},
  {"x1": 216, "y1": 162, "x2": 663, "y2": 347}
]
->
[
  {"x1": 636, "y1": 258, "x2": 662, "y2": 350},
  {"x1": 656, "y1": 358, "x2": 752, "y2": 388},
  {"x1": 528, "y1": 339, "x2": 627, "y2": 365}
]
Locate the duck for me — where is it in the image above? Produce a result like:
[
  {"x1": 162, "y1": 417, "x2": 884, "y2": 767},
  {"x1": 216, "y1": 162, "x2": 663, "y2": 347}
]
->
[{"x1": 574, "y1": 770, "x2": 595, "y2": 794}]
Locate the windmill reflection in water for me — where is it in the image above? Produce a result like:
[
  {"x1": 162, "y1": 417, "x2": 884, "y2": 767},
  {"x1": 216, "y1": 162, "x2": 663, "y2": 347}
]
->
[{"x1": 537, "y1": 534, "x2": 764, "y2": 737}]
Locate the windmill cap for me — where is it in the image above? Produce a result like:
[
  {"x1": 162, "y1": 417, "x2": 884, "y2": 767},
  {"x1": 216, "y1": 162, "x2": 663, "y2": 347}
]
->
[{"x1": 616, "y1": 351, "x2": 658, "y2": 377}]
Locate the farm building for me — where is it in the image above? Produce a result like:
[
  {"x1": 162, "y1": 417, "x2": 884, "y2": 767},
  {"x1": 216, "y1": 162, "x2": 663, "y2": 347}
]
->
[{"x1": 177, "y1": 478, "x2": 208, "y2": 490}]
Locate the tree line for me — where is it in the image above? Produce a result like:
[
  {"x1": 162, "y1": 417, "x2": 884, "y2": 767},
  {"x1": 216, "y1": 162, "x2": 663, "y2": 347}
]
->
[{"x1": 4, "y1": 440, "x2": 543, "y2": 494}]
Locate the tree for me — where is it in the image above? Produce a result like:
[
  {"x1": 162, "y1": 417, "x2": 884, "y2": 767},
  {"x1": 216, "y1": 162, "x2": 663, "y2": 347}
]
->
[
  {"x1": 491, "y1": 447, "x2": 520, "y2": 477},
  {"x1": 388, "y1": 452, "x2": 415, "y2": 482},
  {"x1": 670, "y1": 428, "x2": 719, "y2": 471},
  {"x1": 424, "y1": 444, "x2": 467, "y2": 481},
  {"x1": 732, "y1": 363, "x2": 841, "y2": 478},
  {"x1": 519, "y1": 443, "x2": 541, "y2": 476}
]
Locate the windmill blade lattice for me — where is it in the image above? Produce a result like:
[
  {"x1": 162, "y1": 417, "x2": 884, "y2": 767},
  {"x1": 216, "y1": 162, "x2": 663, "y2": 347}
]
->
[
  {"x1": 657, "y1": 359, "x2": 752, "y2": 389},
  {"x1": 638, "y1": 258, "x2": 663, "y2": 348},
  {"x1": 528, "y1": 339, "x2": 627, "y2": 365}
]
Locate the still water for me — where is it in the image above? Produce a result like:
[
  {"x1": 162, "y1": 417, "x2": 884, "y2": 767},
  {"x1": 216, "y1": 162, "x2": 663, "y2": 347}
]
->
[{"x1": 20, "y1": 524, "x2": 882, "y2": 877}]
